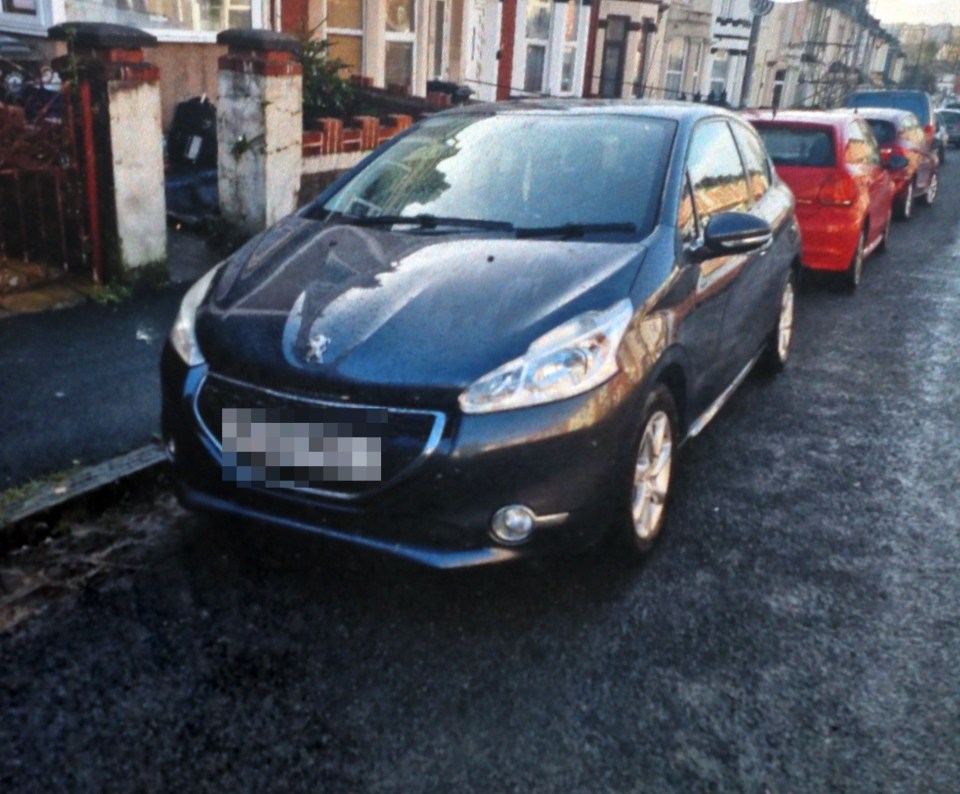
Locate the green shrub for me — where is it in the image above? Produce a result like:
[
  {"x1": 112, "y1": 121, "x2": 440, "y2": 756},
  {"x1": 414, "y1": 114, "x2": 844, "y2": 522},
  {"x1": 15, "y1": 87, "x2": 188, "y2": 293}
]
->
[{"x1": 297, "y1": 28, "x2": 360, "y2": 124}]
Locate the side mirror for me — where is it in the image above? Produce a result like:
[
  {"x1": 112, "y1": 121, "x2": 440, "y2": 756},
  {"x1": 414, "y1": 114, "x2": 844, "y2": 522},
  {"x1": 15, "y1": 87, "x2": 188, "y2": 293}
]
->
[
  {"x1": 883, "y1": 153, "x2": 909, "y2": 170},
  {"x1": 695, "y1": 212, "x2": 773, "y2": 259}
]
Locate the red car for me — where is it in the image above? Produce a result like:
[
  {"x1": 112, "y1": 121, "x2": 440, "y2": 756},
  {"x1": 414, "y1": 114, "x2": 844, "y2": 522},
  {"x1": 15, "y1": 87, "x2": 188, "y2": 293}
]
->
[
  {"x1": 747, "y1": 110, "x2": 894, "y2": 288},
  {"x1": 857, "y1": 107, "x2": 939, "y2": 220}
]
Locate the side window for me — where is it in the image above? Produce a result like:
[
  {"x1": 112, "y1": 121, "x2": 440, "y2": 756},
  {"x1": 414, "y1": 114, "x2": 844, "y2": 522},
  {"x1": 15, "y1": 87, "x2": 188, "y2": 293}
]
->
[
  {"x1": 911, "y1": 121, "x2": 925, "y2": 147},
  {"x1": 731, "y1": 122, "x2": 772, "y2": 202},
  {"x1": 678, "y1": 176, "x2": 698, "y2": 243},
  {"x1": 858, "y1": 121, "x2": 881, "y2": 166},
  {"x1": 686, "y1": 121, "x2": 751, "y2": 226},
  {"x1": 845, "y1": 122, "x2": 869, "y2": 165},
  {"x1": 904, "y1": 117, "x2": 921, "y2": 147}
]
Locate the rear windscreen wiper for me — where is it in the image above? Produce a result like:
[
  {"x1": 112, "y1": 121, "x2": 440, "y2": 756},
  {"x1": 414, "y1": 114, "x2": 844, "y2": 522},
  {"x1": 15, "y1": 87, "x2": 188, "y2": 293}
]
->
[
  {"x1": 338, "y1": 213, "x2": 514, "y2": 232},
  {"x1": 515, "y1": 222, "x2": 637, "y2": 239}
]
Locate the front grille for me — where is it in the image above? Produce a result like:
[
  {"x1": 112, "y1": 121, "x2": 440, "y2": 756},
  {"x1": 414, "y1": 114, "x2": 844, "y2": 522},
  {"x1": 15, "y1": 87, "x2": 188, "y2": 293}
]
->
[{"x1": 195, "y1": 373, "x2": 444, "y2": 498}]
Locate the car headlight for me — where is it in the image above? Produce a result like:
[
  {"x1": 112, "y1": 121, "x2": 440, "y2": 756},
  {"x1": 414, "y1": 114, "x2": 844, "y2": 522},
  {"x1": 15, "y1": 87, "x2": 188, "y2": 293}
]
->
[
  {"x1": 459, "y1": 298, "x2": 634, "y2": 414},
  {"x1": 169, "y1": 266, "x2": 219, "y2": 366}
]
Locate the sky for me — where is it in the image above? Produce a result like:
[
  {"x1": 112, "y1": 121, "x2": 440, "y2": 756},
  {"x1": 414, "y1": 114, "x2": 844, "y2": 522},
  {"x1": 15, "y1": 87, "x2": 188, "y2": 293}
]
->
[{"x1": 870, "y1": 0, "x2": 960, "y2": 25}]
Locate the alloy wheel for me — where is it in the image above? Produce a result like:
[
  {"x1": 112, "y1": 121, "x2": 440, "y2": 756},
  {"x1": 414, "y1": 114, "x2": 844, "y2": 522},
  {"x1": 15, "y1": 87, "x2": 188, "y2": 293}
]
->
[
  {"x1": 903, "y1": 182, "x2": 914, "y2": 219},
  {"x1": 776, "y1": 277, "x2": 795, "y2": 362},
  {"x1": 849, "y1": 232, "x2": 865, "y2": 289},
  {"x1": 631, "y1": 410, "x2": 673, "y2": 543},
  {"x1": 925, "y1": 172, "x2": 938, "y2": 206}
]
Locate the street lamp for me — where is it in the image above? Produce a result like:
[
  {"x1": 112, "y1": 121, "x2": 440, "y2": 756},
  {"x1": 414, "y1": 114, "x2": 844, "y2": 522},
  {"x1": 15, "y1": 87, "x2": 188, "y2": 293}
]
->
[{"x1": 741, "y1": 0, "x2": 808, "y2": 108}]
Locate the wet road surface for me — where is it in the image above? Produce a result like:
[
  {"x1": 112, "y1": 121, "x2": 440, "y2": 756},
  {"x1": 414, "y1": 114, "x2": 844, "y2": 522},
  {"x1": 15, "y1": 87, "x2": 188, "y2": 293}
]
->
[{"x1": 2, "y1": 160, "x2": 960, "y2": 792}]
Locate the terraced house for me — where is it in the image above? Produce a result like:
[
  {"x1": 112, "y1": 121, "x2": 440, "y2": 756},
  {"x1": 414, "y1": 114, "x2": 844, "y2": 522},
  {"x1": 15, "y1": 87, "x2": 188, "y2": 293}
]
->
[{"x1": 0, "y1": 0, "x2": 906, "y2": 131}]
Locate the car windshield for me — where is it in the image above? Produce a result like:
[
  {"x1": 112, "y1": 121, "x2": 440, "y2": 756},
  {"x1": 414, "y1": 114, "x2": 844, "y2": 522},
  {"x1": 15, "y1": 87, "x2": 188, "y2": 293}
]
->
[
  {"x1": 754, "y1": 126, "x2": 835, "y2": 167},
  {"x1": 319, "y1": 113, "x2": 677, "y2": 238},
  {"x1": 939, "y1": 110, "x2": 960, "y2": 124},
  {"x1": 866, "y1": 120, "x2": 897, "y2": 146}
]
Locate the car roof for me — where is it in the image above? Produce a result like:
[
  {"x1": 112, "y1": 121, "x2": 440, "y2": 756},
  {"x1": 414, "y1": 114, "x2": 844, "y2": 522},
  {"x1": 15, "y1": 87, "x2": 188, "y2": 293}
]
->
[
  {"x1": 744, "y1": 109, "x2": 849, "y2": 129},
  {"x1": 848, "y1": 107, "x2": 917, "y2": 123},
  {"x1": 846, "y1": 90, "x2": 930, "y2": 100},
  {"x1": 441, "y1": 98, "x2": 739, "y2": 126}
]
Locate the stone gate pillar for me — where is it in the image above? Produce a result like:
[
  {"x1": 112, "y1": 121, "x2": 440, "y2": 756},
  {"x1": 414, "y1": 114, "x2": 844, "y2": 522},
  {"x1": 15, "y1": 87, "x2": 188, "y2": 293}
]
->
[
  {"x1": 216, "y1": 30, "x2": 303, "y2": 235},
  {"x1": 50, "y1": 23, "x2": 167, "y2": 279}
]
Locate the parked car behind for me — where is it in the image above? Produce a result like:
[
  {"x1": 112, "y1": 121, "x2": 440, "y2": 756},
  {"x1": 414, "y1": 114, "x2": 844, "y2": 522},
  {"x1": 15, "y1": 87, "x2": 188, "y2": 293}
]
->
[
  {"x1": 844, "y1": 89, "x2": 937, "y2": 149},
  {"x1": 937, "y1": 108, "x2": 960, "y2": 148},
  {"x1": 162, "y1": 101, "x2": 801, "y2": 568},
  {"x1": 933, "y1": 112, "x2": 948, "y2": 164},
  {"x1": 857, "y1": 107, "x2": 938, "y2": 220},
  {"x1": 747, "y1": 110, "x2": 893, "y2": 288}
]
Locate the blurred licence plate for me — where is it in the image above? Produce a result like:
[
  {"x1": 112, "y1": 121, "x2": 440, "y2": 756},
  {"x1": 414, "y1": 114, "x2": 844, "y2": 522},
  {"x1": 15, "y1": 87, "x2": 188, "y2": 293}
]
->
[{"x1": 220, "y1": 407, "x2": 382, "y2": 487}]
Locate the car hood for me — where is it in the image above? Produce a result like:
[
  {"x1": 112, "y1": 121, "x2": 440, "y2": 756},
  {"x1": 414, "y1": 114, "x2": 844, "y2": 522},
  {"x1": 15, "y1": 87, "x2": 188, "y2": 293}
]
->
[{"x1": 196, "y1": 216, "x2": 647, "y2": 405}]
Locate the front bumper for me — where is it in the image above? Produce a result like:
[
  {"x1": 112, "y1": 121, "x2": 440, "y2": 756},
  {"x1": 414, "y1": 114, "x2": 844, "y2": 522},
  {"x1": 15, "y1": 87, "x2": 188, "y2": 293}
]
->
[{"x1": 161, "y1": 344, "x2": 641, "y2": 567}]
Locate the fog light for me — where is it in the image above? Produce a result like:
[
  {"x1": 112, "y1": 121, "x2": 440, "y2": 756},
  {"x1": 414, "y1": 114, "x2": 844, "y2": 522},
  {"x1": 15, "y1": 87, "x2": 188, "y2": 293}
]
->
[
  {"x1": 165, "y1": 438, "x2": 176, "y2": 461},
  {"x1": 490, "y1": 505, "x2": 536, "y2": 545}
]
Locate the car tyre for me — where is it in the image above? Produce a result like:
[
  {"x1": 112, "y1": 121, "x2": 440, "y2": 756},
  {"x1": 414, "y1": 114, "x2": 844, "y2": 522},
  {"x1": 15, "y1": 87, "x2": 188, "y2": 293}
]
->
[
  {"x1": 760, "y1": 270, "x2": 796, "y2": 372},
  {"x1": 616, "y1": 384, "x2": 678, "y2": 557},
  {"x1": 922, "y1": 171, "x2": 938, "y2": 207},
  {"x1": 896, "y1": 179, "x2": 915, "y2": 220},
  {"x1": 878, "y1": 209, "x2": 892, "y2": 254},
  {"x1": 844, "y1": 229, "x2": 866, "y2": 291}
]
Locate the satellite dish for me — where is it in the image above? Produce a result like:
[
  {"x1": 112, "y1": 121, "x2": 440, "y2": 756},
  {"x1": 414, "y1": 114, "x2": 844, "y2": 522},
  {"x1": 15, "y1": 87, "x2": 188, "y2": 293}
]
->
[{"x1": 749, "y1": 0, "x2": 774, "y2": 16}]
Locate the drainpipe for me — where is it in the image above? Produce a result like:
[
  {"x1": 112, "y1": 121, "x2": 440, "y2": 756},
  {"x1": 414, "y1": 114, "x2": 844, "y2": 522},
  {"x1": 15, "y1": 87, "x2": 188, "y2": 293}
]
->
[
  {"x1": 740, "y1": 11, "x2": 762, "y2": 108},
  {"x1": 583, "y1": 0, "x2": 602, "y2": 97}
]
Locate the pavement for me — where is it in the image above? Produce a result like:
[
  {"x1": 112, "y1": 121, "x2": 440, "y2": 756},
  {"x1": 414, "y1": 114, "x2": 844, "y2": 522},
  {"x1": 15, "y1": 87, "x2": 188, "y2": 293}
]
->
[
  {"x1": 0, "y1": 159, "x2": 958, "y2": 792},
  {"x1": 0, "y1": 227, "x2": 221, "y2": 494}
]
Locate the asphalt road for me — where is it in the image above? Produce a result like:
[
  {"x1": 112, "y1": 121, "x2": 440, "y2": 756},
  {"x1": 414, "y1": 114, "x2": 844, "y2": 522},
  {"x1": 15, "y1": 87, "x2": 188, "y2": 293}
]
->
[{"x1": 3, "y1": 159, "x2": 960, "y2": 792}]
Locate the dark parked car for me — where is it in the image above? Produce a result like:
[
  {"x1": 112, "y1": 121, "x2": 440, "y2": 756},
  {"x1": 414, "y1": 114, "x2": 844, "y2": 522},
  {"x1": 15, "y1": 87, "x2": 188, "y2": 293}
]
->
[
  {"x1": 937, "y1": 108, "x2": 960, "y2": 148},
  {"x1": 844, "y1": 89, "x2": 937, "y2": 148},
  {"x1": 859, "y1": 108, "x2": 938, "y2": 219},
  {"x1": 162, "y1": 101, "x2": 801, "y2": 568}
]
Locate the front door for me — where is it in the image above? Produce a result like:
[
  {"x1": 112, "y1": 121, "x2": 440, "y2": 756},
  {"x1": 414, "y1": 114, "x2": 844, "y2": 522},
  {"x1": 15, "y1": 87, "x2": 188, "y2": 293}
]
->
[{"x1": 599, "y1": 16, "x2": 628, "y2": 98}]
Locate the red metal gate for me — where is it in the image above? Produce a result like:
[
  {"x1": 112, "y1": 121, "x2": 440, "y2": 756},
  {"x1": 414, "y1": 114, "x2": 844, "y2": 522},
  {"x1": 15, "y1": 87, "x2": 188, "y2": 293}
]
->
[{"x1": 0, "y1": 82, "x2": 100, "y2": 281}]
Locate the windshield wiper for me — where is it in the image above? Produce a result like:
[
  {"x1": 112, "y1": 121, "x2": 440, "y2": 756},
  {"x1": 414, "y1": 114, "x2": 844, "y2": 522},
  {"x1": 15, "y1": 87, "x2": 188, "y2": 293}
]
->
[
  {"x1": 514, "y1": 222, "x2": 637, "y2": 239},
  {"x1": 337, "y1": 213, "x2": 514, "y2": 232}
]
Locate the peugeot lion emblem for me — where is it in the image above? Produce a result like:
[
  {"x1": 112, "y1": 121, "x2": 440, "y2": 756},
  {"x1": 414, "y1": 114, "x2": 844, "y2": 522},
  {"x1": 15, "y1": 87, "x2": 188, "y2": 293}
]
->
[{"x1": 306, "y1": 331, "x2": 331, "y2": 364}]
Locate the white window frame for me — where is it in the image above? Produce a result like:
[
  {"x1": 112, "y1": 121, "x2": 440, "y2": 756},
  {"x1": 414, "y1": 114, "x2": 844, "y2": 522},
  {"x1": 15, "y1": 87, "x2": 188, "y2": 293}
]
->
[
  {"x1": 430, "y1": 0, "x2": 451, "y2": 80},
  {"x1": 710, "y1": 50, "x2": 728, "y2": 97},
  {"x1": 384, "y1": 0, "x2": 417, "y2": 90},
  {"x1": 0, "y1": 0, "x2": 265, "y2": 43},
  {"x1": 327, "y1": 0, "x2": 366, "y2": 75},
  {"x1": 513, "y1": 0, "x2": 589, "y2": 98},
  {"x1": 664, "y1": 37, "x2": 687, "y2": 99}
]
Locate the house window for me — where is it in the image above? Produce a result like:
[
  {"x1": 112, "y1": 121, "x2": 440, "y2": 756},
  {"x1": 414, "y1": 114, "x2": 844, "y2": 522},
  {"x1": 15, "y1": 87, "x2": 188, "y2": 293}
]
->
[
  {"x1": 710, "y1": 52, "x2": 728, "y2": 97},
  {"x1": 689, "y1": 41, "x2": 703, "y2": 95},
  {"x1": 2, "y1": 0, "x2": 37, "y2": 15},
  {"x1": 62, "y1": 0, "x2": 251, "y2": 33},
  {"x1": 328, "y1": 0, "x2": 364, "y2": 74},
  {"x1": 432, "y1": 0, "x2": 446, "y2": 79},
  {"x1": 523, "y1": 0, "x2": 551, "y2": 93},
  {"x1": 664, "y1": 38, "x2": 686, "y2": 99},
  {"x1": 385, "y1": 0, "x2": 416, "y2": 89},
  {"x1": 559, "y1": 0, "x2": 579, "y2": 93},
  {"x1": 772, "y1": 68, "x2": 786, "y2": 108}
]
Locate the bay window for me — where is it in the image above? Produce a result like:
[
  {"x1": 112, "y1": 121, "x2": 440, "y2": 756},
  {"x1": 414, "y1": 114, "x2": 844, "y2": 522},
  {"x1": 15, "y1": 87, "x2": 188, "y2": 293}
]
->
[
  {"x1": 385, "y1": 0, "x2": 416, "y2": 89},
  {"x1": 664, "y1": 38, "x2": 686, "y2": 99},
  {"x1": 327, "y1": 0, "x2": 364, "y2": 75},
  {"x1": 516, "y1": 0, "x2": 588, "y2": 97},
  {"x1": 0, "y1": 0, "x2": 264, "y2": 39}
]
